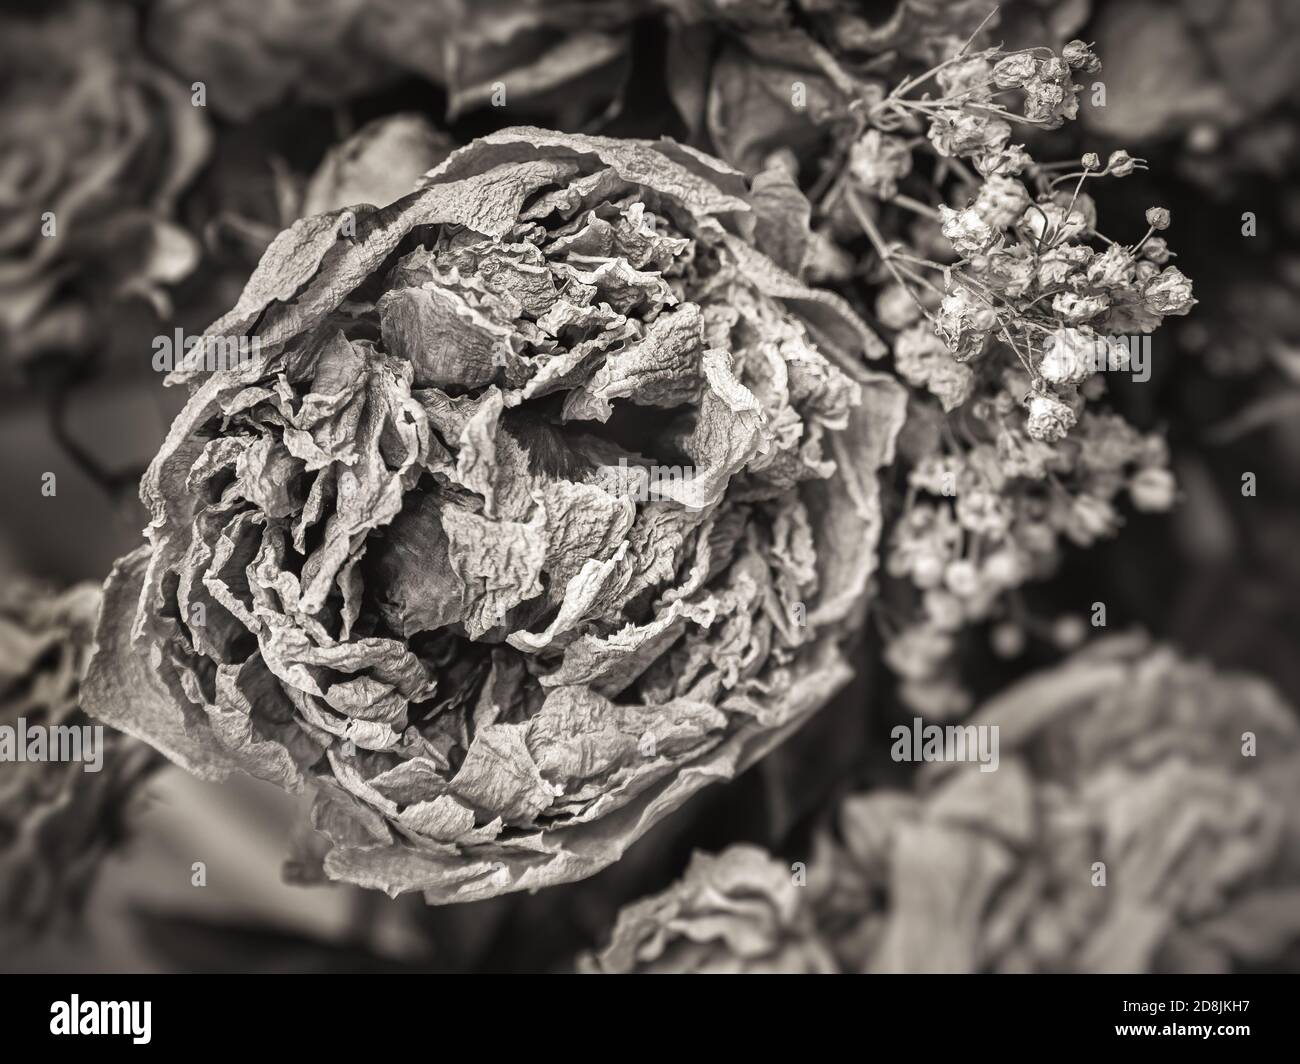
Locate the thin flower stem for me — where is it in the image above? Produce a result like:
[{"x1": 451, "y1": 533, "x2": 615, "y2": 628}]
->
[
  {"x1": 891, "y1": 251, "x2": 954, "y2": 273},
  {"x1": 1062, "y1": 173, "x2": 1088, "y2": 224},
  {"x1": 892, "y1": 260, "x2": 946, "y2": 297},
  {"x1": 805, "y1": 37, "x2": 863, "y2": 100},
  {"x1": 1022, "y1": 289, "x2": 1059, "y2": 310},
  {"x1": 847, "y1": 187, "x2": 939, "y2": 325},
  {"x1": 958, "y1": 7, "x2": 1002, "y2": 56},
  {"x1": 962, "y1": 101, "x2": 1053, "y2": 128},
  {"x1": 940, "y1": 156, "x2": 981, "y2": 187},
  {"x1": 892, "y1": 193, "x2": 942, "y2": 220},
  {"x1": 891, "y1": 37, "x2": 998, "y2": 101},
  {"x1": 1132, "y1": 225, "x2": 1157, "y2": 254}
]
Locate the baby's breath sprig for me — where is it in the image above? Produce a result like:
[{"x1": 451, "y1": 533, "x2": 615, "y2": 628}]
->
[{"x1": 817, "y1": 17, "x2": 1195, "y2": 702}]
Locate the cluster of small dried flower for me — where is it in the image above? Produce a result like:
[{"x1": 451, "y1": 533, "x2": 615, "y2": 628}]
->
[{"x1": 828, "y1": 35, "x2": 1195, "y2": 695}]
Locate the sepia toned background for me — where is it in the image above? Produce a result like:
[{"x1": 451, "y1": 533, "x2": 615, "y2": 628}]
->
[{"x1": 2, "y1": 0, "x2": 1299, "y2": 973}]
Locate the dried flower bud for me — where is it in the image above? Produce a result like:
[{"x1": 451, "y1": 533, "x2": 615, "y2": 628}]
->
[
  {"x1": 1051, "y1": 291, "x2": 1110, "y2": 325},
  {"x1": 1061, "y1": 39, "x2": 1101, "y2": 73},
  {"x1": 1026, "y1": 393, "x2": 1077, "y2": 441},
  {"x1": 1068, "y1": 493, "x2": 1118, "y2": 544},
  {"x1": 939, "y1": 205, "x2": 996, "y2": 255},
  {"x1": 972, "y1": 176, "x2": 1032, "y2": 231},
  {"x1": 976, "y1": 247, "x2": 1035, "y2": 297},
  {"x1": 1081, "y1": 151, "x2": 1101, "y2": 171},
  {"x1": 992, "y1": 52, "x2": 1039, "y2": 89},
  {"x1": 935, "y1": 286, "x2": 996, "y2": 362},
  {"x1": 1086, "y1": 244, "x2": 1137, "y2": 288},
  {"x1": 923, "y1": 589, "x2": 965, "y2": 631},
  {"x1": 1040, "y1": 327, "x2": 1100, "y2": 385},
  {"x1": 937, "y1": 56, "x2": 994, "y2": 101},
  {"x1": 1141, "y1": 236, "x2": 1172, "y2": 264},
  {"x1": 883, "y1": 625, "x2": 955, "y2": 680},
  {"x1": 1142, "y1": 265, "x2": 1196, "y2": 316},
  {"x1": 982, "y1": 549, "x2": 1025, "y2": 587},
  {"x1": 1051, "y1": 613, "x2": 1088, "y2": 648},
  {"x1": 876, "y1": 283, "x2": 922, "y2": 330},
  {"x1": 944, "y1": 559, "x2": 981, "y2": 597},
  {"x1": 1020, "y1": 199, "x2": 1091, "y2": 246},
  {"x1": 848, "y1": 130, "x2": 913, "y2": 200},
  {"x1": 1107, "y1": 149, "x2": 1138, "y2": 177},
  {"x1": 1145, "y1": 207, "x2": 1171, "y2": 231},
  {"x1": 912, "y1": 552, "x2": 946, "y2": 589},
  {"x1": 974, "y1": 143, "x2": 1033, "y2": 178},
  {"x1": 896, "y1": 322, "x2": 977, "y2": 409},
  {"x1": 1129, "y1": 466, "x2": 1177, "y2": 511},
  {"x1": 928, "y1": 111, "x2": 1012, "y2": 159},
  {"x1": 990, "y1": 621, "x2": 1026, "y2": 658}
]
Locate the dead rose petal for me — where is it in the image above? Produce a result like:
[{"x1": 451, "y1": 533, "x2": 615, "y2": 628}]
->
[{"x1": 301, "y1": 114, "x2": 455, "y2": 217}]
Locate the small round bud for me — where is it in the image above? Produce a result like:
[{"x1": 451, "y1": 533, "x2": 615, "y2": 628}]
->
[
  {"x1": 912, "y1": 552, "x2": 946, "y2": 589},
  {"x1": 1081, "y1": 152, "x2": 1100, "y2": 171},
  {"x1": 923, "y1": 589, "x2": 965, "y2": 632},
  {"x1": 1107, "y1": 149, "x2": 1137, "y2": 177},
  {"x1": 1145, "y1": 206, "x2": 1171, "y2": 230},
  {"x1": 983, "y1": 549, "x2": 1024, "y2": 586},
  {"x1": 1052, "y1": 614, "x2": 1087, "y2": 649},
  {"x1": 1129, "y1": 467, "x2": 1177, "y2": 512},
  {"x1": 1141, "y1": 236, "x2": 1171, "y2": 264},
  {"x1": 944, "y1": 559, "x2": 981, "y2": 598},
  {"x1": 1061, "y1": 40, "x2": 1100, "y2": 73},
  {"x1": 991, "y1": 621, "x2": 1026, "y2": 659}
]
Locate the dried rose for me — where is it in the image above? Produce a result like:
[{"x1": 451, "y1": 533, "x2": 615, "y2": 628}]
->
[
  {"x1": 85, "y1": 128, "x2": 906, "y2": 904},
  {"x1": 0, "y1": 1, "x2": 210, "y2": 368},
  {"x1": 579, "y1": 845, "x2": 836, "y2": 973},
  {"x1": 0, "y1": 579, "x2": 157, "y2": 947},
  {"x1": 147, "y1": 0, "x2": 417, "y2": 121},
  {"x1": 597, "y1": 640, "x2": 1300, "y2": 974},
  {"x1": 816, "y1": 638, "x2": 1300, "y2": 973},
  {"x1": 300, "y1": 115, "x2": 456, "y2": 219},
  {"x1": 148, "y1": 0, "x2": 640, "y2": 124}
]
